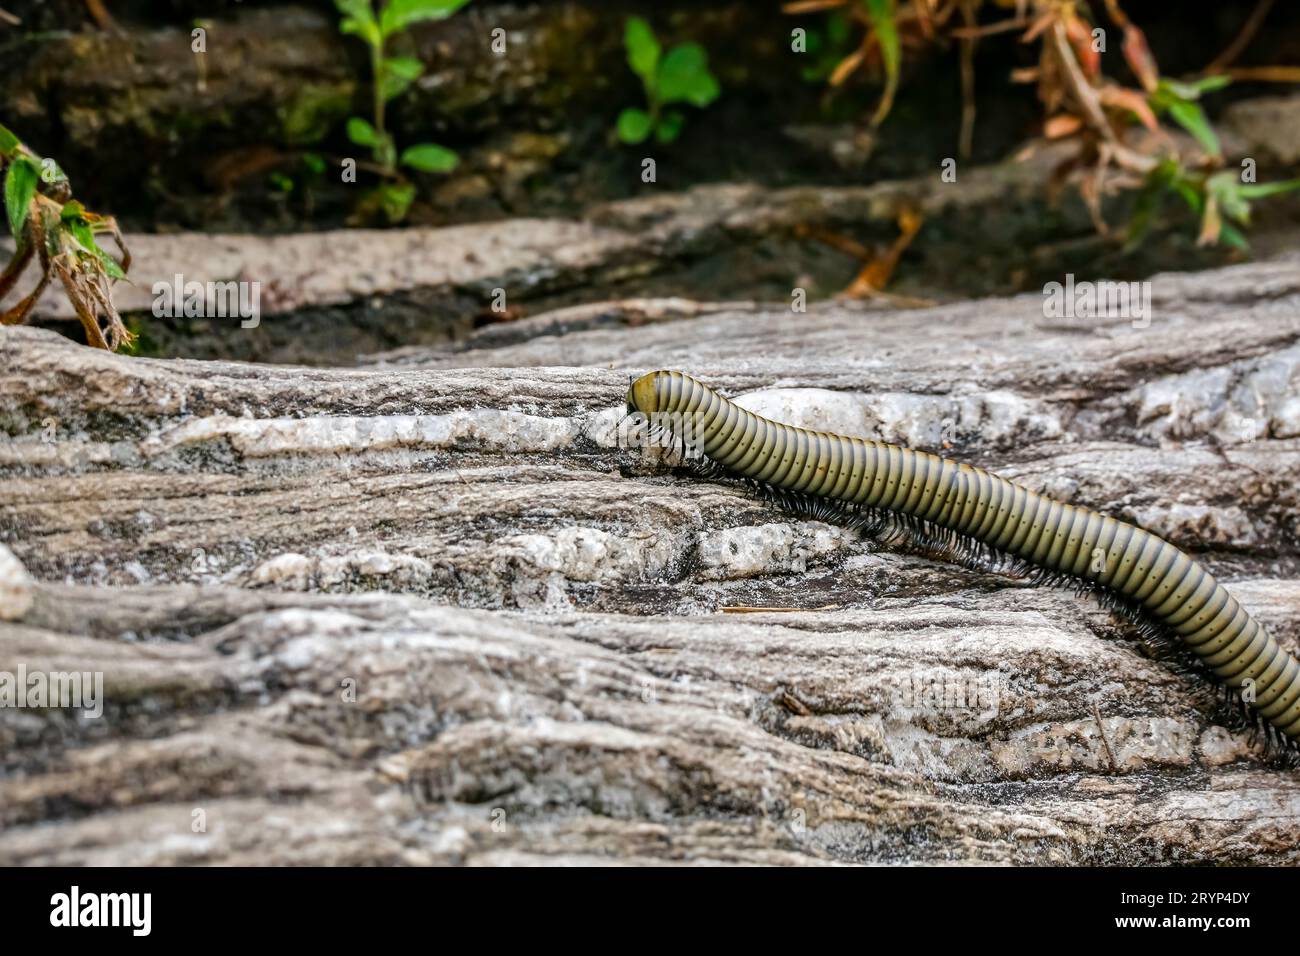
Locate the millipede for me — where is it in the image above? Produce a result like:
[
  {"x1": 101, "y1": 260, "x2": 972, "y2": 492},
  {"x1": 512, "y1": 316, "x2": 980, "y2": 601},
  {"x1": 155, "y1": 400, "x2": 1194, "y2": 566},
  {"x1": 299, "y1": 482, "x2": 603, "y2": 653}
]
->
[{"x1": 625, "y1": 369, "x2": 1300, "y2": 757}]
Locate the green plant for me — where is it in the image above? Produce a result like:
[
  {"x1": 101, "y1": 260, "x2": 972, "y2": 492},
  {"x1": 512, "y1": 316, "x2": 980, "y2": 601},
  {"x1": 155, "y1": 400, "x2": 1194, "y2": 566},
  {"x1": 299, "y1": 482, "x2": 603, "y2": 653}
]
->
[
  {"x1": 0, "y1": 122, "x2": 131, "y2": 350},
  {"x1": 798, "y1": 12, "x2": 855, "y2": 84},
  {"x1": 785, "y1": 0, "x2": 1300, "y2": 252},
  {"x1": 1147, "y1": 75, "x2": 1232, "y2": 160},
  {"x1": 616, "y1": 17, "x2": 721, "y2": 146},
  {"x1": 334, "y1": 0, "x2": 470, "y2": 221},
  {"x1": 1129, "y1": 159, "x2": 1300, "y2": 251}
]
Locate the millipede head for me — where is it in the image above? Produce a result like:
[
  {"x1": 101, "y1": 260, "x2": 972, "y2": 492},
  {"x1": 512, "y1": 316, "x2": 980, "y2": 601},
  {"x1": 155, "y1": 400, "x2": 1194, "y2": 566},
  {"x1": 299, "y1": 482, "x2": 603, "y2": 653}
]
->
[{"x1": 626, "y1": 370, "x2": 666, "y2": 416}]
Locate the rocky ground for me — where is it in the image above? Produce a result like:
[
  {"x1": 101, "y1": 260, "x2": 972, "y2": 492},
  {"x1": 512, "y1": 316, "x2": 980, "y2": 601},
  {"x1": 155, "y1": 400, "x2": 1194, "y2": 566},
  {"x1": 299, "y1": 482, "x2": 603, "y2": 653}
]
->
[{"x1": 2, "y1": 250, "x2": 1299, "y2": 864}]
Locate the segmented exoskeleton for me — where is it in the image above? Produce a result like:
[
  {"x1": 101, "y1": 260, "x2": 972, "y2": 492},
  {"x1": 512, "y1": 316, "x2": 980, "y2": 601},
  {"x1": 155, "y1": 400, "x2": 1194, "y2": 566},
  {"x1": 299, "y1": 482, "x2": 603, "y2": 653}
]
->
[{"x1": 625, "y1": 369, "x2": 1300, "y2": 752}]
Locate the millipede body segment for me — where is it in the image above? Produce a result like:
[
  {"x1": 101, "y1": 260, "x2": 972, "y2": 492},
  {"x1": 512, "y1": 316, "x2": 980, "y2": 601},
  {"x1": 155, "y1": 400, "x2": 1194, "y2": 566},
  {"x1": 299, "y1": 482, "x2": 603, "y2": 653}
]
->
[{"x1": 625, "y1": 369, "x2": 1300, "y2": 746}]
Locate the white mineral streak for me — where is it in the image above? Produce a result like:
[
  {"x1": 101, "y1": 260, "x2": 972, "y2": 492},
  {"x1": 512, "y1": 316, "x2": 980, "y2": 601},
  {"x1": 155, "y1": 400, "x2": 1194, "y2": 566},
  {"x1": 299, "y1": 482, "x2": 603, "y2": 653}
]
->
[
  {"x1": 145, "y1": 409, "x2": 581, "y2": 457},
  {"x1": 0, "y1": 544, "x2": 35, "y2": 621}
]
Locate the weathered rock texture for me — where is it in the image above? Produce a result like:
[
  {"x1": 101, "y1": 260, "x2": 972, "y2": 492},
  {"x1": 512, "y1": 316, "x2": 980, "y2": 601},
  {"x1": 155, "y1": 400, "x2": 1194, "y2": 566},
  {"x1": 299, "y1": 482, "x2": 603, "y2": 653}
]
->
[
  {"x1": 12, "y1": 134, "x2": 1287, "y2": 367},
  {"x1": 5, "y1": 145, "x2": 1103, "y2": 322},
  {"x1": 5, "y1": 0, "x2": 1295, "y2": 229},
  {"x1": 2, "y1": 252, "x2": 1300, "y2": 864}
]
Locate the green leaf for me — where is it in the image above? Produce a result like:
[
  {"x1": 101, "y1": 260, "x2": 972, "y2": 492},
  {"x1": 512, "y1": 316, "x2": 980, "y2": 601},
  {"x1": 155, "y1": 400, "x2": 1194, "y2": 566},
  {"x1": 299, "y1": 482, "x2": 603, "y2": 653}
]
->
[
  {"x1": 1218, "y1": 222, "x2": 1250, "y2": 252},
  {"x1": 1160, "y1": 75, "x2": 1231, "y2": 101},
  {"x1": 336, "y1": 1, "x2": 382, "y2": 47},
  {"x1": 302, "y1": 152, "x2": 328, "y2": 175},
  {"x1": 0, "y1": 123, "x2": 19, "y2": 157},
  {"x1": 1150, "y1": 80, "x2": 1222, "y2": 157},
  {"x1": 65, "y1": 217, "x2": 96, "y2": 251},
  {"x1": 1236, "y1": 178, "x2": 1300, "y2": 200},
  {"x1": 1189, "y1": 74, "x2": 1232, "y2": 95},
  {"x1": 656, "y1": 44, "x2": 720, "y2": 108},
  {"x1": 625, "y1": 16, "x2": 661, "y2": 86},
  {"x1": 60, "y1": 199, "x2": 86, "y2": 222},
  {"x1": 380, "y1": 0, "x2": 471, "y2": 36},
  {"x1": 377, "y1": 182, "x2": 417, "y2": 222},
  {"x1": 1123, "y1": 158, "x2": 1184, "y2": 251},
  {"x1": 1166, "y1": 98, "x2": 1221, "y2": 158},
  {"x1": 864, "y1": 0, "x2": 901, "y2": 126},
  {"x1": 655, "y1": 110, "x2": 685, "y2": 144},
  {"x1": 1125, "y1": 180, "x2": 1166, "y2": 248},
  {"x1": 89, "y1": 237, "x2": 128, "y2": 280},
  {"x1": 58, "y1": 214, "x2": 125, "y2": 278},
  {"x1": 346, "y1": 116, "x2": 381, "y2": 147},
  {"x1": 381, "y1": 55, "x2": 425, "y2": 101},
  {"x1": 340, "y1": 16, "x2": 382, "y2": 47},
  {"x1": 4, "y1": 157, "x2": 38, "y2": 240},
  {"x1": 400, "y1": 143, "x2": 459, "y2": 172},
  {"x1": 865, "y1": 0, "x2": 900, "y2": 81},
  {"x1": 616, "y1": 107, "x2": 654, "y2": 145},
  {"x1": 334, "y1": 0, "x2": 374, "y2": 17},
  {"x1": 1207, "y1": 172, "x2": 1250, "y2": 224},
  {"x1": 99, "y1": 258, "x2": 128, "y2": 281},
  {"x1": 1173, "y1": 179, "x2": 1204, "y2": 214}
]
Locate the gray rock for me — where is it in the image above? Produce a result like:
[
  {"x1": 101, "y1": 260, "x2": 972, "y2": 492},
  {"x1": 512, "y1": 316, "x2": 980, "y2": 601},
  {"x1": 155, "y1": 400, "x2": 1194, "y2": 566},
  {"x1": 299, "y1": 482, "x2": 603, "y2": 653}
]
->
[
  {"x1": 1, "y1": 252, "x2": 1299, "y2": 864},
  {"x1": 0, "y1": 545, "x2": 34, "y2": 621},
  {"x1": 1224, "y1": 94, "x2": 1300, "y2": 164}
]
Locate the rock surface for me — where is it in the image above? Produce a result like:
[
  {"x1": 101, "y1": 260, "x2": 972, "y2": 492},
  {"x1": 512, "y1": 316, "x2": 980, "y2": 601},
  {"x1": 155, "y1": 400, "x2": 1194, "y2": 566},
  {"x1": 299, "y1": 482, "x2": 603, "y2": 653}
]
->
[
  {"x1": 1, "y1": 144, "x2": 1110, "y2": 323},
  {"x1": 0, "y1": 545, "x2": 33, "y2": 622},
  {"x1": 2, "y1": 252, "x2": 1300, "y2": 864}
]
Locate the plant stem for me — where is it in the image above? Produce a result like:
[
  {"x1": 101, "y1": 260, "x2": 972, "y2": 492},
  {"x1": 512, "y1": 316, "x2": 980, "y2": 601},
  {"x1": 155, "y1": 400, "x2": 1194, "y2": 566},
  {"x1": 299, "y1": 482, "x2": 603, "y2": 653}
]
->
[
  {"x1": 370, "y1": 5, "x2": 389, "y2": 173},
  {"x1": 646, "y1": 83, "x2": 660, "y2": 137},
  {"x1": 373, "y1": 46, "x2": 387, "y2": 169}
]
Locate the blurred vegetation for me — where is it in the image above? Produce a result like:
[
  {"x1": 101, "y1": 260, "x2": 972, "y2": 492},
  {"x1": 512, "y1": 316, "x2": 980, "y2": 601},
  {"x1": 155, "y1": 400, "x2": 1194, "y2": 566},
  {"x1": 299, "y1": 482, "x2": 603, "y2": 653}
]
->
[
  {"x1": 0, "y1": 0, "x2": 1298, "y2": 351},
  {"x1": 787, "y1": 0, "x2": 1300, "y2": 248},
  {"x1": 1, "y1": 122, "x2": 131, "y2": 349},
  {"x1": 335, "y1": 0, "x2": 470, "y2": 222},
  {"x1": 616, "y1": 16, "x2": 721, "y2": 145}
]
